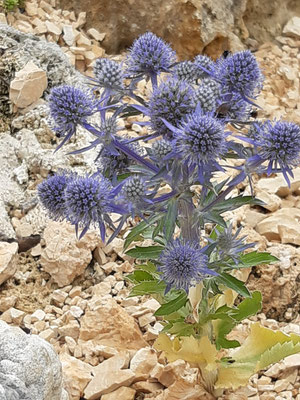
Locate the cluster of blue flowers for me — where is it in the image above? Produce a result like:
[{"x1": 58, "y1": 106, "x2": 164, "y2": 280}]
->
[{"x1": 39, "y1": 32, "x2": 300, "y2": 294}]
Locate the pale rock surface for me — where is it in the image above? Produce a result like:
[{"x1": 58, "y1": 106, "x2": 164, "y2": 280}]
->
[
  {"x1": 9, "y1": 61, "x2": 47, "y2": 108},
  {"x1": 256, "y1": 190, "x2": 281, "y2": 212},
  {"x1": 40, "y1": 221, "x2": 100, "y2": 286},
  {"x1": 60, "y1": 353, "x2": 93, "y2": 400},
  {"x1": 152, "y1": 360, "x2": 187, "y2": 387},
  {"x1": 0, "y1": 307, "x2": 25, "y2": 324},
  {"x1": 84, "y1": 369, "x2": 135, "y2": 399},
  {"x1": 79, "y1": 298, "x2": 148, "y2": 350},
  {"x1": 0, "y1": 241, "x2": 18, "y2": 286},
  {"x1": 130, "y1": 347, "x2": 157, "y2": 377},
  {"x1": 283, "y1": 16, "x2": 300, "y2": 38},
  {"x1": 0, "y1": 320, "x2": 68, "y2": 400},
  {"x1": 87, "y1": 28, "x2": 106, "y2": 41},
  {"x1": 101, "y1": 386, "x2": 136, "y2": 400}
]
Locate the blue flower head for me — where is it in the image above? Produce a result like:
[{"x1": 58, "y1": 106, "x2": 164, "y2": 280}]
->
[
  {"x1": 149, "y1": 77, "x2": 194, "y2": 137},
  {"x1": 194, "y1": 55, "x2": 215, "y2": 78},
  {"x1": 174, "y1": 111, "x2": 227, "y2": 180},
  {"x1": 151, "y1": 138, "x2": 173, "y2": 160},
  {"x1": 216, "y1": 50, "x2": 263, "y2": 98},
  {"x1": 125, "y1": 32, "x2": 176, "y2": 78},
  {"x1": 122, "y1": 175, "x2": 147, "y2": 204},
  {"x1": 93, "y1": 58, "x2": 124, "y2": 89},
  {"x1": 48, "y1": 85, "x2": 99, "y2": 148},
  {"x1": 256, "y1": 120, "x2": 300, "y2": 183},
  {"x1": 38, "y1": 171, "x2": 70, "y2": 220},
  {"x1": 193, "y1": 80, "x2": 220, "y2": 112},
  {"x1": 64, "y1": 174, "x2": 121, "y2": 240},
  {"x1": 172, "y1": 61, "x2": 198, "y2": 83},
  {"x1": 158, "y1": 239, "x2": 217, "y2": 293}
]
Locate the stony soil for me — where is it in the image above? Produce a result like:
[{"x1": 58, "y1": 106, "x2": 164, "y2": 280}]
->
[{"x1": 0, "y1": 1, "x2": 299, "y2": 400}]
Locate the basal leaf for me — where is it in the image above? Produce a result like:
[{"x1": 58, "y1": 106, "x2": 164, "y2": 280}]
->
[
  {"x1": 124, "y1": 213, "x2": 163, "y2": 250},
  {"x1": 129, "y1": 280, "x2": 166, "y2": 296},
  {"x1": 127, "y1": 270, "x2": 156, "y2": 283}
]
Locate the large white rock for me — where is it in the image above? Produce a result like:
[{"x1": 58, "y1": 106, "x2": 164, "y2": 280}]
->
[{"x1": 0, "y1": 320, "x2": 68, "y2": 400}]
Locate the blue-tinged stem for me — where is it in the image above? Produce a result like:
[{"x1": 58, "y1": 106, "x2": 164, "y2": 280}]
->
[{"x1": 150, "y1": 73, "x2": 158, "y2": 90}]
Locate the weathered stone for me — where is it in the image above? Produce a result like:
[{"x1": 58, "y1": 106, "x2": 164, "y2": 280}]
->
[
  {"x1": 63, "y1": 25, "x2": 76, "y2": 46},
  {"x1": 0, "y1": 320, "x2": 68, "y2": 400},
  {"x1": 79, "y1": 298, "x2": 148, "y2": 350},
  {"x1": 0, "y1": 13, "x2": 7, "y2": 24},
  {"x1": 256, "y1": 190, "x2": 281, "y2": 212},
  {"x1": 152, "y1": 360, "x2": 186, "y2": 387},
  {"x1": 101, "y1": 386, "x2": 136, "y2": 400},
  {"x1": 25, "y1": 2, "x2": 38, "y2": 16},
  {"x1": 0, "y1": 241, "x2": 18, "y2": 286},
  {"x1": 60, "y1": 353, "x2": 93, "y2": 400},
  {"x1": 9, "y1": 61, "x2": 47, "y2": 108},
  {"x1": 31, "y1": 309, "x2": 46, "y2": 322},
  {"x1": 87, "y1": 28, "x2": 106, "y2": 41},
  {"x1": 283, "y1": 16, "x2": 300, "y2": 38},
  {"x1": 84, "y1": 369, "x2": 135, "y2": 399},
  {"x1": 130, "y1": 347, "x2": 157, "y2": 376},
  {"x1": 0, "y1": 295, "x2": 17, "y2": 312},
  {"x1": 40, "y1": 221, "x2": 100, "y2": 286}
]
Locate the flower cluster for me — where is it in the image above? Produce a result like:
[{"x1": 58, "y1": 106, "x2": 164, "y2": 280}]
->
[{"x1": 42, "y1": 31, "x2": 300, "y2": 312}]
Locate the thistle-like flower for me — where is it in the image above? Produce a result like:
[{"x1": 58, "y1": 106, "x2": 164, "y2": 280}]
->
[
  {"x1": 215, "y1": 50, "x2": 263, "y2": 98},
  {"x1": 256, "y1": 120, "x2": 300, "y2": 183},
  {"x1": 37, "y1": 172, "x2": 70, "y2": 220},
  {"x1": 174, "y1": 111, "x2": 227, "y2": 181},
  {"x1": 151, "y1": 138, "x2": 173, "y2": 160},
  {"x1": 172, "y1": 61, "x2": 198, "y2": 83},
  {"x1": 158, "y1": 239, "x2": 217, "y2": 293},
  {"x1": 122, "y1": 175, "x2": 147, "y2": 203},
  {"x1": 213, "y1": 225, "x2": 255, "y2": 264},
  {"x1": 148, "y1": 78, "x2": 194, "y2": 137},
  {"x1": 125, "y1": 32, "x2": 176, "y2": 79},
  {"x1": 48, "y1": 85, "x2": 99, "y2": 149},
  {"x1": 64, "y1": 174, "x2": 123, "y2": 239},
  {"x1": 93, "y1": 58, "x2": 124, "y2": 89},
  {"x1": 194, "y1": 54, "x2": 215, "y2": 78},
  {"x1": 193, "y1": 83, "x2": 219, "y2": 112}
]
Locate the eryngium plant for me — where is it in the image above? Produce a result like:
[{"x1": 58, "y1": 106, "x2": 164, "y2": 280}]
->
[{"x1": 39, "y1": 32, "x2": 300, "y2": 397}]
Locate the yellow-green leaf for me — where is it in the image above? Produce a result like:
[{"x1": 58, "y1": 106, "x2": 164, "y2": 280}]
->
[
  {"x1": 216, "y1": 323, "x2": 300, "y2": 390},
  {"x1": 154, "y1": 334, "x2": 219, "y2": 371}
]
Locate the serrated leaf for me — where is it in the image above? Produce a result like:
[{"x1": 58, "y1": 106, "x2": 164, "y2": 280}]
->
[
  {"x1": 216, "y1": 323, "x2": 300, "y2": 390},
  {"x1": 129, "y1": 280, "x2": 166, "y2": 296},
  {"x1": 126, "y1": 245, "x2": 164, "y2": 259},
  {"x1": 127, "y1": 270, "x2": 156, "y2": 283},
  {"x1": 217, "y1": 272, "x2": 251, "y2": 298},
  {"x1": 155, "y1": 292, "x2": 187, "y2": 316},
  {"x1": 124, "y1": 213, "x2": 163, "y2": 250},
  {"x1": 232, "y1": 251, "x2": 279, "y2": 269},
  {"x1": 203, "y1": 211, "x2": 227, "y2": 227},
  {"x1": 154, "y1": 334, "x2": 219, "y2": 371},
  {"x1": 213, "y1": 196, "x2": 265, "y2": 213}
]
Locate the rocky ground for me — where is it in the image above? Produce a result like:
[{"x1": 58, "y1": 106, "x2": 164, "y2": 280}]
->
[{"x1": 0, "y1": 1, "x2": 300, "y2": 399}]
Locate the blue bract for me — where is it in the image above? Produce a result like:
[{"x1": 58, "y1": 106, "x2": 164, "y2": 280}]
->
[
  {"x1": 125, "y1": 32, "x2": 176, "y2": 78},
  {"x1": 149, "y1": 78, "x2": 194, "y2": 137},
  {"x1": 38, "y1": 172, "x2": 70, "y2": 220},
  {"x1": 158, "y1": 239, "x2": 217, "y2": 293},
  {"x1": 216, "y1": 50, "x2": 263, "y2": 98},
  {"x1": 48, "y1": 85, "x2": 99, "y2": 149}
]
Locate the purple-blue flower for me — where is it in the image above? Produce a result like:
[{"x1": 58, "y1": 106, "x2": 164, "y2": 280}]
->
[
  {"x1": 64, "y1": 174, "x2": 123, "y2": 240},
  {"x1": 256, "y1": 120, "x2": 300, "y2": 183},
  {"x1": 193, "y1": 80, "x2": 220, "y2": 112},
  {"x1": 150, "y1": 138, "x2": 173, "y2": 160},
  {"x1": 122, "y1": 175, "x2": 147, "y2": 204},
  {"x1": 125, "y1": 32, "x2": 176, "y2": 78},
  {"x1": 215, "y1": 50, "x2": 263, "y2": 98},
  {"x1": 158, "y1": 239, "x2": 217, "y2": 293},
  {"x1": 172, "y1": 61, "x2": 198, "y2": 83},
  {"x1": 194, "y1": 54, "x2": 215, "y2": 78},
  {"x1": 38, "y1": 172, "x2": 70, "y2": 220},
  {"x1": 174, "y1": 112, "x2": 227, "y2": 180},
  {"x1": 148, "y1": 78, "x2": 194, "y2": 137},
  {"x1": 93, "y1": 58, "x2": 124, "y2": 89},
  {"x1": 48, "y1": 85, "x2": 99, "y2": 149}
]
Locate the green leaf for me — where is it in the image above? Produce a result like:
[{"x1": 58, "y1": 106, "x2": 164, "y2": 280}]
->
[
  {"x1": 124, "y1": 213, "x2": 163, "y2": 250},
  {"x1": 213, "y1": 196, "x2": 265, "y2": 213},
  {"x1": 127, "y1": 270, "x2": 156, "y2": 283},
  {"x1": 203, "y1": 211, "x2": 227, "y2": 227},
  {"x1": 235, "y1": 291, "x2": 262, "y2": 322},
  {"x1": 126, "y1": 245, "x2": 164, "y2": 259},
  {"x1": 217, "y1": 272, "x2": 251, "y2": 298},
  {"x1": 129, "y1": 280, "x2": 166, "y2": 296},
  {"x1": 155, "y1": 292, "x2": 187, "y2": 316},
  {"x1": 233, "y1": 251, "x2": 279, "y2": 269},
  {"x1": 164, "y1": 199, "x2": 178, "y2": 242}
]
